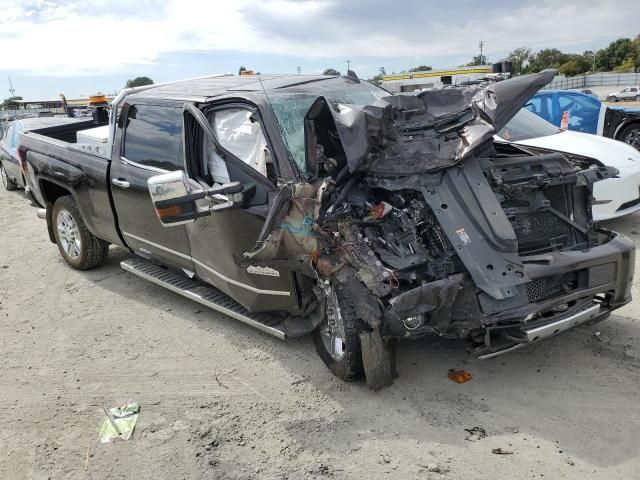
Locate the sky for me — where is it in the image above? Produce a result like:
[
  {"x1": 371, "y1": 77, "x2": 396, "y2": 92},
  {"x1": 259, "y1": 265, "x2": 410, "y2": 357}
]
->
[{"x1": 0, "y1": 0, "x2": 639, "y2": 100}]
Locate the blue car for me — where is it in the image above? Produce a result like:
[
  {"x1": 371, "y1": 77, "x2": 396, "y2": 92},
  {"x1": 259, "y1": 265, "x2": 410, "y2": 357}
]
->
[{"x1": 527, "y1": 90, "x2": 640, "y2": 150}]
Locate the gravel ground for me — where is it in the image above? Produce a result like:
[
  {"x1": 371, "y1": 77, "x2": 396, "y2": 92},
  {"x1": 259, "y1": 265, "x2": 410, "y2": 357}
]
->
[
  {"x1": 603, "y1": 100, "x2": 640, "y2": 108},
  {"x1": 2, "y1": 186, "x2": 640, "y2": 479}
]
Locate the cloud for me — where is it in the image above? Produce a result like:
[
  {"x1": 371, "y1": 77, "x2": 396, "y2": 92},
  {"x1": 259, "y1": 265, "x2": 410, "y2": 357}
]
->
[{"x1": 0, "y1": 0, "x2": 638, "y2": 76}]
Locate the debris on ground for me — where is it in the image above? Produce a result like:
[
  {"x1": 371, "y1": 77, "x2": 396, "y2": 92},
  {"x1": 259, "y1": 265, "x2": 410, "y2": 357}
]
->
[
  {"x1": 464, "y1": 426, "x2": 487, "y2": 442},
  {"x1": 99, "y1": 402, "x2": 140, "y2": 443},
  {"x1": 448, "y1": 369, "x2": 473, "y2": 384},
  {"x1": 492, "y1": 448, "x2": 515, "y2": 455}
]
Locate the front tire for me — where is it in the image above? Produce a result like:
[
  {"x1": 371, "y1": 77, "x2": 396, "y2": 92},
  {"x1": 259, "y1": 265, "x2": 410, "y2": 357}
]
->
[
  {"x1": 52, "y1": 195, "x2": 109, "y2": 270},
  {"x1": 0, "y1": 163, "x2": 18, "y2": 191},
  {"x1": 313, "y1": 282, "x2": 365, "y2": 381},
  {"x1": 619, "y1": 123, "x2": 640, "y2": 150}
]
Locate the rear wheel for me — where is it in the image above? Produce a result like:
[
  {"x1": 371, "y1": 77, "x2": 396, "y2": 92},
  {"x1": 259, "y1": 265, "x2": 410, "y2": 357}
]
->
[
  {"x1": 52, "y1": 195, "x2": 109, "y2": 270},
  {"x1": 313, "y1": 281, "x2": 365, "y2": 381},
  {"x1": 608, "y1": 96, "x2": 618, "y2": 102},
  {"x1": 636, "y1": 95, "x2": 640, "y2": 101},
  {"x1": 619, "y1": 124, "x2": 640, "y2": 150},
  {"x1": 0, "y1": 163, "x2": 18, "y2": 191}
]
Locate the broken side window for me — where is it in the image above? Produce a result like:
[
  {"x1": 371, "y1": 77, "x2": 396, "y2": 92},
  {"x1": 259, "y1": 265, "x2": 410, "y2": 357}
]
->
[{"x1": 207, "y1": 108, "x2": 270, "y2": 184}]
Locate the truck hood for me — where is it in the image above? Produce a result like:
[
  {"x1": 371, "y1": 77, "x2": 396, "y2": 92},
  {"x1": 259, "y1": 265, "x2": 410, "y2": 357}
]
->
[
  {"x1": 304, "y1": 70, "x2": 557, "y2": 177},
  {"x1": 513, "y1": 130, "x2": 640, "y2": 170}
]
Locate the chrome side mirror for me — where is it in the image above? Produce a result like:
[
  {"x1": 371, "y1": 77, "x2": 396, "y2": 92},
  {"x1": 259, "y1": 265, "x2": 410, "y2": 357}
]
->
[{"x1": 148, "y1": 171, "x2": 245, "y2": 226}]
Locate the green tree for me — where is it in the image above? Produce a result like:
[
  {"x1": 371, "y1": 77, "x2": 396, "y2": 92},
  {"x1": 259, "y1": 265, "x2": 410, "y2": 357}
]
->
[
  {"x1": 322, "y1": 68, "x2": 341, "y2": 76},
  {"x1": 125, "y1": 76, "x2": 153, "y2": 88},
  {"x1": 527, "y1": 48, "x2": 569, "y2": 72},
  {"x1": 615, "y1": 57, "x2": 635, "y2": 72},
  {"x1": 238, "y1": 65, "x2": 247, "y2": 75},
  {"x1": 1, "y1": 96, "x2": 23, "y2": 108},
  {"x1": 507, "y1": 47, "x2": 532, "y2": 74},
  {"x1": 630, "y1": 34, "x2": 640, "y2": 72},
  {"x1": 595, "y1": 38, "x2": 632, "y2": 71},
  {"x1": 465, "y1": 54, "x2": 487, "y2": 66},
  {"x1": 408, "y1": 65, "x2": 432, "y2": 72}
]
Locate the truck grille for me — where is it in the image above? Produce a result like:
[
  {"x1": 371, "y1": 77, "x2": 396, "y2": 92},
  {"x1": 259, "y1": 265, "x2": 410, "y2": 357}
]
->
[{"x1": 525, "y1": 272, "x2": 578, "y2": 302}]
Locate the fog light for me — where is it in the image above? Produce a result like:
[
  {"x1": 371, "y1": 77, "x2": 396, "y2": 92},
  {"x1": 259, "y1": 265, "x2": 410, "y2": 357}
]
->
[{"x1": 402, "y1": 314, "x2": 424, "y2": 330}]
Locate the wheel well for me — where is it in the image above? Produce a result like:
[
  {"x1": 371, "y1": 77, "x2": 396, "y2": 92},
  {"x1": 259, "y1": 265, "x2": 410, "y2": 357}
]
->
[
  {"x1": 616, "y1": 121, "x2": 640, "y2": 140},
  {"x1": 40, "y1": 180, "x2": 71, "y2": 204},
  {"x1": 40, "y1": 180, "x2": 72, "y2": 243}
]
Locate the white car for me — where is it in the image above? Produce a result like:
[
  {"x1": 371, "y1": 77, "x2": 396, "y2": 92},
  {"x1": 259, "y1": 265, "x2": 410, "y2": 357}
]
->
[
  {"x1": 497, "y1": 109, "x2": 640, "y2": 221},
  {"x1": 607, "y1": 86, "x2": 640, "y2": 102}
]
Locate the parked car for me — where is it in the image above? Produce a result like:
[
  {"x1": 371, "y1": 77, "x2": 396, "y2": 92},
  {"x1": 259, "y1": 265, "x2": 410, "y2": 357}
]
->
[
  {"x1": 497, "y1": 108, "x2": 640, "y2": 220},
  {"x1": 607, "y1": 86, "x2": 640, "y2": 102},
  {"x1": 1, "y1": 117, "x2": 93, "y2": 192},
  {"x1": 527, "y1": 90, "x2": 640, "y2": 150},
  {"x1": 19, "y1": 71, "x2": 634, "y2": 386}
]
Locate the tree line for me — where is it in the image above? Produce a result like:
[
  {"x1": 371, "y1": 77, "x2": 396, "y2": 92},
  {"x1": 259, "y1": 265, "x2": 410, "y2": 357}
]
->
[{"x1": 503, "y1": 34, "x2": 640, "y2": 77}]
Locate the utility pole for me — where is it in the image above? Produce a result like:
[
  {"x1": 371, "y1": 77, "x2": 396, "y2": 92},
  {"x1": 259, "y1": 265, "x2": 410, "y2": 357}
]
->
[
  {"x1": 8, "y1": 76, "x2": 15, "y2": 97},
  {"x1": 479, "y1": 41, "x2": 484, "y2": 65},
  {"x1": 346, "y1": 60, "x2": 351, "y2": 72},
  {"x1": 296, "y1": 66, "x2": 301, "y2": 75}
]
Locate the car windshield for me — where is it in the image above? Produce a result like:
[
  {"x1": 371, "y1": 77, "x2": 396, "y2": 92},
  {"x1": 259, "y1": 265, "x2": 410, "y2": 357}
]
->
[
  {"x1": 268, "y1": 78, "x2": 390, "y2": 174},
  {"x1": 497, "y1": 108, "x2": 560, "y2": 142}
]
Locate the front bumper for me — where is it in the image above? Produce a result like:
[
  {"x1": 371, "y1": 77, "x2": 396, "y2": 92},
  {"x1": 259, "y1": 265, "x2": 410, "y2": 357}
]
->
[{"x1": 383, "y1": 230, "x2": 635, "y2": 349}]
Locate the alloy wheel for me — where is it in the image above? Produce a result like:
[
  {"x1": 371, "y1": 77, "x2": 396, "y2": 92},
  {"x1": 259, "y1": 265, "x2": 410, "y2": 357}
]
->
[
  {"x1": 56, "y1": 208, "x2": 82, "y2": 258},
  {"x1": 319, "y1": 286, "x2": 347, "y2": 361},
  {"x1": 0, "y1": 165, "x2": 7, "y2": 189},
  {"x1": 624, "y1": 128, "x2": 640, "y2": 150}
]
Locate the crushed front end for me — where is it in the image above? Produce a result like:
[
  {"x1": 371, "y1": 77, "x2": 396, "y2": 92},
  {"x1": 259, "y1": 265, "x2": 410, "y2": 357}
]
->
[{"x1": 245, "y1": 70, "x2": 635, "y2": 359}]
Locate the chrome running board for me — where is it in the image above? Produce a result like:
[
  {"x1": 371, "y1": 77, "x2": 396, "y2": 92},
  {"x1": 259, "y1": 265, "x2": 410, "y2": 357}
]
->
[{"x1": 121, "y1": 257, "x2": 286, "y2": 340}]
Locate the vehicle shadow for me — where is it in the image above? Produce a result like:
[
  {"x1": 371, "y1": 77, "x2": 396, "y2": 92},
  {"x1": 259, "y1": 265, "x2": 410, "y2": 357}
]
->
[{"x1": 85, "y1": 246, "x2": 640, "y2": 469}]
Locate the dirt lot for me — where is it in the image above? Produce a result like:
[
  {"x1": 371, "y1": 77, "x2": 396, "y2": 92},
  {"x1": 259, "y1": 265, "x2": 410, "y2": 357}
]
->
[
  {"x1": 603, "y1": 100, "x2": 640, "y2": 108},
  {"x1": 2, "y1": 186, "x2": 640, "y2": 480}
]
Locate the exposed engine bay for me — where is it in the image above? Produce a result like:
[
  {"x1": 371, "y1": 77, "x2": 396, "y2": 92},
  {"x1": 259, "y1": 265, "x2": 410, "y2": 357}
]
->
[{"x1": 242, "y1": 70, "x2": 633, "y2": 374}]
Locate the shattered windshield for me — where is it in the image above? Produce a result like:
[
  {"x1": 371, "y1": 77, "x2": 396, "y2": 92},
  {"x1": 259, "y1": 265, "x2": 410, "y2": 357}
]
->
[{"x1": 268, "y1": 80, "x2": 390, "y2": 174}]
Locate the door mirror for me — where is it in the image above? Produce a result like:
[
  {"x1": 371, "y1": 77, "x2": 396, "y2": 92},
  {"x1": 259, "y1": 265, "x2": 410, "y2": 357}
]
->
[{"x1": 148, "y1": 170, "x2": 246, "y2": 226}]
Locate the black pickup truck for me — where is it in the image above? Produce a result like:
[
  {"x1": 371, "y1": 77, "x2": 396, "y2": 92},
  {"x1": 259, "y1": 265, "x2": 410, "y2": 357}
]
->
[{"x1": 20, "y1": 71, "x2": 635, "y2": 387}]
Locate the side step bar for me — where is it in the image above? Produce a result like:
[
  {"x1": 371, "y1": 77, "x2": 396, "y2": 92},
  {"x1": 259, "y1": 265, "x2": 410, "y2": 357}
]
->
[{"x1": 121, "y1": 258, "x2": 286, "y2": 340}]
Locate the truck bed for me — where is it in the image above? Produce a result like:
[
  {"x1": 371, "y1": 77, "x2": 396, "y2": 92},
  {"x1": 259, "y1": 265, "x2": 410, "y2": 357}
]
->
[{"x1": 19, "y1": 127, "x2": 123, "y2": 247}]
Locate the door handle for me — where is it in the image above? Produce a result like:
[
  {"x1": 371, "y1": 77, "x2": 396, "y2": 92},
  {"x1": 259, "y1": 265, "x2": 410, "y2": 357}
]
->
[{"x1": 112, "y1": 178, "x2": 130, "y2": 189}]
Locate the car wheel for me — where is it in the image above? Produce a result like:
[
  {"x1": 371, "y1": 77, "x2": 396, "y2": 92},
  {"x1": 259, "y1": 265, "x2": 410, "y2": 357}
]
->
[
  {"x1": 619, "y1": 124, "x2": 640, "y2": 151},
  {"x1": 636, "y1": 95, "x2": 640, "y2": 101},
  {"x1": 0, "y1": 163, "x2": 18, "y2": 191},
  {"x1": 313, "y1": 281, "x2": 365, "y2": 381},
  {"x1": 52, "y1": 195, "x2": 109, "y2": 270},
  {"x1": 609, "y1": 96, "x2": 618, "y2": 102}
]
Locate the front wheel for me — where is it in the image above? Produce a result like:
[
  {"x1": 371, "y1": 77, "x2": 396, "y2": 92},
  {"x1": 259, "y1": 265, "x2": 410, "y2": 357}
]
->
[
  {"x1": 313, "y1": 282, "x2": 365, "y2": 381},
  {"x1": 0, "y1": 163, "x2": 18, "y2": 191},
  {"x1": 619, "y1": 124, "x2": 640, "y2": 151},
  {"x1": 52, "y1": 195, "x2": 109, "y2": 270},
  {"x1": 635, "y1": 95, "x2": 640, "y2": 101}
]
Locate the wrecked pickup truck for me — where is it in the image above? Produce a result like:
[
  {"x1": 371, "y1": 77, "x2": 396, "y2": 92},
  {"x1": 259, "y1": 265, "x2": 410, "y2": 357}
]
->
[{"x1": 20, "y1": 70, "x2": 635, "y2": 387}]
